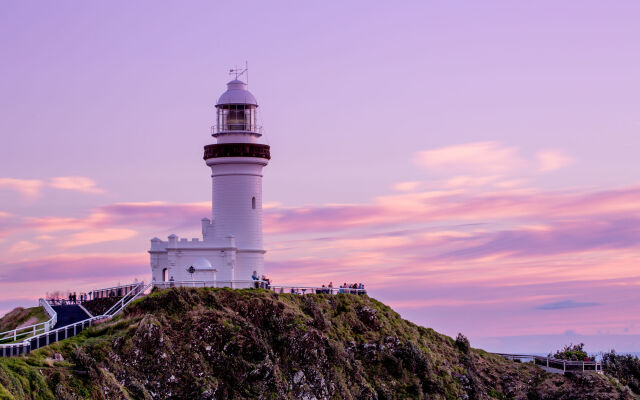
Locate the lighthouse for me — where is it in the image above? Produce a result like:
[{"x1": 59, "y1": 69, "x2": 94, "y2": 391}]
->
[{"x1": 149, "y1": 75, "x2": 270, "y2": 287}]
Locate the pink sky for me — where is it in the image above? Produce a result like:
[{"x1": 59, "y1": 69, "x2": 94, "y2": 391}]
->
[{"x1": 1, "y1": 1, "x2": 640, "y2": 353}]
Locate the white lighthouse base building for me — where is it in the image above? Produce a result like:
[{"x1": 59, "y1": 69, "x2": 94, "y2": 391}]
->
[{"x1": 149, "y1": 228, "x2": 266, "y2": 287}]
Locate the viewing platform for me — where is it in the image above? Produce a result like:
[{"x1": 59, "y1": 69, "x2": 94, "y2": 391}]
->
[{"x1": 494, "y1": 353, "x2": 602, "y2": 375}]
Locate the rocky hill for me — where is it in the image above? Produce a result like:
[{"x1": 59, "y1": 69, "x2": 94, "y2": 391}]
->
[{"x1": 0, "y1": 288, "x2": 636, "y2": 399}]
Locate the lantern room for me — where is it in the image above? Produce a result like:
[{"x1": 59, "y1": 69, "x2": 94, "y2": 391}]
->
[{"x1": 213, "y1": 79, "x2": 261, "y2": 136}]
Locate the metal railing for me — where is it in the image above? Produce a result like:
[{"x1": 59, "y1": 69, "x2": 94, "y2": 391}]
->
[
  {"x1": 152, "y1": 280, "x2": 368, "y2": 295},
  {"x1": 494, "y1": 353, "x2": 602, "y2": 374},
  {"x1": 269, "y1": 285, "x2": 367, "y2": 295},
  {"x1": 103, "y1": 281, "x2": 147, "y2": 316},
  {"x1": 153, "y1": 280, "x2": 260, "y2": 289},
  {"x1": 0, "y1": 300, "x2": 57, "y2": 344},
  {"x1": 92, "y1": 282, "x2": 144, "y2": 300}
]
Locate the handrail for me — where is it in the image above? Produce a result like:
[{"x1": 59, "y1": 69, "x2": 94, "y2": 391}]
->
[
  {"x1": 269, "y1": 285, "x2": 367, "y2": 295},
  {"x1": 0, "y1": 299, "x2": 57, "y2": 343},
  {"x1": 103, "y1": 281, "x2": 145, "y2": 316},
  {"x1": 106, "y1": 282, "x2": 153, "y2": 317},
  {"x1": 91, "y1": 282, "x2": 144, "y2": 300},
  {"x1": 153, "y1": 280, "x2": 264, "y2": 289},
  {"x1": 103, "y1": 282, "x2": 148, "y2": 316}
]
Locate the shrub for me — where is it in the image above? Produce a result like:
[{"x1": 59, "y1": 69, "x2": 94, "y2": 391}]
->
[
  {"x1": 601, "y1": 350, "x2": 640, "y2": 394},
  {"x1": 550, "y1": 343, "x2": 589, "y2": 361},
  {"x1": 455, "y1": 333, "x2": 470, "y2": 354}
]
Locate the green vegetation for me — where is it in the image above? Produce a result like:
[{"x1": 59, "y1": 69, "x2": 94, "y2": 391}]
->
[
  {"x1": 550, "y1": 343, "x2": 590, "y2": 361},
  {"x1": 602, "y1": 351, "x2": 640, "y2": 395},
  {"x1": 0, "y1": 288, "x2": 637, "y2": 399}
]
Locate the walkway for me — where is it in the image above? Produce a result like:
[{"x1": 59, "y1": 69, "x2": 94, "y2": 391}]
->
[{"x1": 52, "y1": 305, "x2": 90, "y2": 329}]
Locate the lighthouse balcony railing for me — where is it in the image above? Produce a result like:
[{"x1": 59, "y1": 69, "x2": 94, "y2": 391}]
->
[{"x1": 211, "y1": 124, "x2": 262, "y2": 136}]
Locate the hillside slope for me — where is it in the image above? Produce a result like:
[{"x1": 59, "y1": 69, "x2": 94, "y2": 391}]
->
[
  {"x1": 0, "y1": 288, "x2": 636, "y2": 399},
  {"x1": 0, "y1": 307, "x2": 48, "y2": 344}
]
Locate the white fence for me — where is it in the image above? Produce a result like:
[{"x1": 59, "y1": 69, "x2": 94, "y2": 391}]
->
[
  {"x1": 0, "y1": 299, "x2": 57, "y2": 344},
  {"x1": 92, "y1": 282, "x2": 144, "y2": 300},
  {"x1": 153, "y1": 280, "x2": 258, "y2": 290}
]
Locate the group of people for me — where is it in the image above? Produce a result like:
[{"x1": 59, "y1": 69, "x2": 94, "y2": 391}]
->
[
  {"x1": 252, "y1": 271, "x2": 272, "y2": 289},
  {"x1": 314, "y1": 282, "x2": 366, "y2": 295},
  {"x1": 63, "y1": 292, "x2": 90, "y2": 303}
]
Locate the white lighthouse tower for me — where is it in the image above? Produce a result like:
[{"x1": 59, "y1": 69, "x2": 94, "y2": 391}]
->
[{"x1": 149, "y1": 74, "x2": 270, "y2": 287}]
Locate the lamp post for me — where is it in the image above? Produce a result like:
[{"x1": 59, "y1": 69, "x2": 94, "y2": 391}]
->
[{"x1": 187, "y1": 266, "x2": 195, "y2": 287}]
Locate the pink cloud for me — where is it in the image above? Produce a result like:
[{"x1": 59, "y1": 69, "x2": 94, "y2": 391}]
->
[
  {"x1": 49, "y1": 176, "x2": 105, "y2": 194},
  {"x1": 0, "y1": 178, "x2": 44, "y2": 199},
  {"x1": 0, "y1": 212, "x2": 18, "y2": 238},
  {"x1": 58, "y1": 228, "x2": 138, "y2": 248},
  {"x1": 0, "y1": 176, "x2": 106, "y2": 199},
  {"x1": 536, "y1": 149, "x2": 574, "y2": 172},
  {"x1": 8, "y1": 240, "x2": 40, "y2": 254},
  {"x1": 413, "y1": 142, "x2": 574, "y2": 179},
  {"x1": 96, "y1": 201, "x2": 209, "y2": 229},
  {"x1": 0, "y1": 252, "x2": 147, "y2": 283},
  {"x1": 414, "y1": 142, "x2": 524, "y2": 175}
]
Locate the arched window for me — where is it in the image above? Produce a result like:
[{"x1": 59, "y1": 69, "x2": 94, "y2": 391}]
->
[
  {"x1": 162, "y1": 268, "x2": 168, "y2": 282},
  {"x1": 252, "y1": 196, "x2": 256, "y2": 209}
]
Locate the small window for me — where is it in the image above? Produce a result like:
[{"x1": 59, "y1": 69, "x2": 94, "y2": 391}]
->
[{"x1": 252, "y1": 196, "x2": 256, "y2": 209}]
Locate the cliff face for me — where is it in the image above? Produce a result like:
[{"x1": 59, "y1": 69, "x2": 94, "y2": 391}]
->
[{"x1": 0, "y1": 288, "x2": 636, "y2": 400}]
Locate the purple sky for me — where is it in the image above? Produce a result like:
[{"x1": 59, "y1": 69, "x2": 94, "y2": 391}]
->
[{"x1": 1, "y1": 1, "x2": 640, "y2": 353}]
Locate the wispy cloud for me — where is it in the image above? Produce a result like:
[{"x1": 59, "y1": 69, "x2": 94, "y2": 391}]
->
[
  {"x1": 0, "y1": 253, "x2": 147, "y2": 283},
  {"x1": 58, "y1": 228, "x2": 138, "y2": 248},
  {"x1": 49, "y1": 176, "x2": 104, "y2": 194},
  {"x1": 536, "y1": 300, "x2": 601, "y2": 310},
  {"x1": 414, "y1": 142, "x2": 524, "y2": 175},
  {"x1": 536, "y1": 150, "x2": 574, "y2": 172},
  {"x1": 8, "y1": 240, "x2": 40, "y2": 254},
  {"x1": 0, "y1": 178, "x2": 44, "y2": 199},
  {"x1": 0, "y1": 176, "x2": 105, "y2": 199},
  {"x1": 414, "y1": 141, "x2": 573, "y2": 179}
]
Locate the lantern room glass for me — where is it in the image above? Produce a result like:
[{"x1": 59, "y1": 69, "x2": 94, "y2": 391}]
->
[{"x1": 216, "y1": 104, "x2": 258, "y2": 133}]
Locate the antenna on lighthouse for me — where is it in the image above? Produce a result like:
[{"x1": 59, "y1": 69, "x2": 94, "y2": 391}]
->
[{"x1": 229, "y1": 61, "x2": 249, "y2": 83}]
